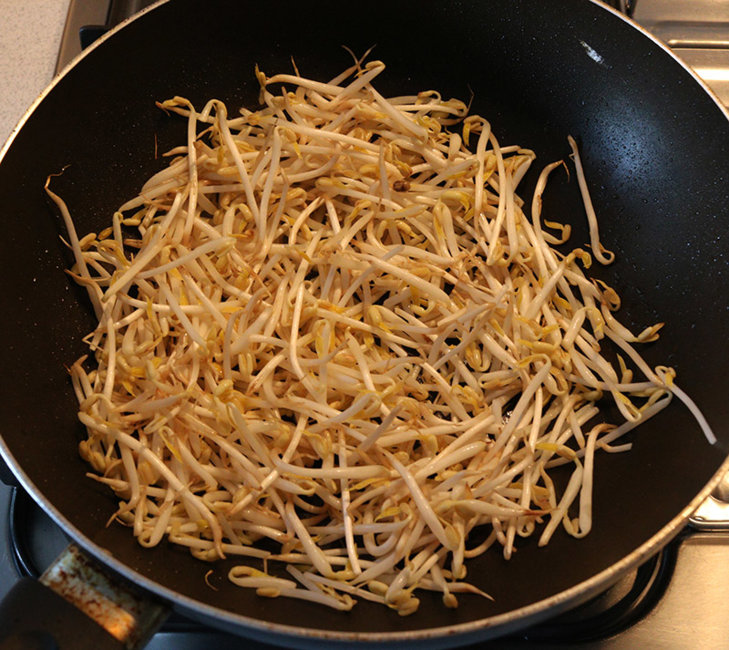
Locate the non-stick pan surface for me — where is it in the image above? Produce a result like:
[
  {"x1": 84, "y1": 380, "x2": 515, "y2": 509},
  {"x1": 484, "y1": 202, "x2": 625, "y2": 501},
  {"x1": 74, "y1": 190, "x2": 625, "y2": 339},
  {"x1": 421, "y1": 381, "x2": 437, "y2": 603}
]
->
[{"x1": 1, "y1": 0, "x2": 728, "y2": 645}]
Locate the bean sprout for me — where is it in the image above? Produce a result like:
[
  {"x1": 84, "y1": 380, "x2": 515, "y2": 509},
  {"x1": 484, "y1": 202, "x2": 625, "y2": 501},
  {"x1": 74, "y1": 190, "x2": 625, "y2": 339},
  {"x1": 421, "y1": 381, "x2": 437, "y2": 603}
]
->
[{"x1": 55, "y1": 57, "x2": 714, "y2": 615}]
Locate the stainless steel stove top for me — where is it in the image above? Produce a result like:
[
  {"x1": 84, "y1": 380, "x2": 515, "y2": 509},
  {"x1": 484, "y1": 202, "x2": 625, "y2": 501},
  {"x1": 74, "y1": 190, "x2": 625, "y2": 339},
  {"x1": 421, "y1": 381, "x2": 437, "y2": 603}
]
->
[
  {"x1": 634, "y1": 0, "x2": 729, "y2": 105},
  {"x1": 2, "y1": 1, "x2": 729, "y2": 648}
]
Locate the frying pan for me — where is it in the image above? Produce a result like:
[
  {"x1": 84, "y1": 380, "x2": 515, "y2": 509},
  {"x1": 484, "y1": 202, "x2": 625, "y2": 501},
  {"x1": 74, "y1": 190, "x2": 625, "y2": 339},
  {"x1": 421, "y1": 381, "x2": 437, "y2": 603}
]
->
[{"x1": 1, "y1": 0, "x2": 729, "y2": 646}]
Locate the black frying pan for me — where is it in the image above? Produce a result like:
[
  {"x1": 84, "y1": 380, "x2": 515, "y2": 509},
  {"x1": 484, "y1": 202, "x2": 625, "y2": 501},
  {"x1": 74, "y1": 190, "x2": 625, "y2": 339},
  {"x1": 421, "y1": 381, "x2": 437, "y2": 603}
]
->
[{"x1": 1, "y1": 0, "x2": 728, "y2": 646}]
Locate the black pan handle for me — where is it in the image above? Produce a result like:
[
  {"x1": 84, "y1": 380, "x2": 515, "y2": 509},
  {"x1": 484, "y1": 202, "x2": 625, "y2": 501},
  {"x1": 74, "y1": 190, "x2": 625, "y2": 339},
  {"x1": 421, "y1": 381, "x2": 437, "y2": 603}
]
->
[
  {"x1": 0, "y1": 544, "x2": 168, "y2": 650},
  {"x1": 107, "y1": 0, "x2": 158, "y2": 28},
  {"x1": 0, "y1": 455, "x2": 18, "y2": 487},
  {"x1": 603, "y1": 0, "x2": 636, "y2": 16},
  {"x1": 80, "y1": 0, "x2": 158, "y2": 49}
]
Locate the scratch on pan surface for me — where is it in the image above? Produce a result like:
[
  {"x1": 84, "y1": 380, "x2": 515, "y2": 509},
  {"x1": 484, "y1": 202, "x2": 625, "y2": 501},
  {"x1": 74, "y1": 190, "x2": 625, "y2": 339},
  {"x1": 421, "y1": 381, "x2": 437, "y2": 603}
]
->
[{"x1": 579, "y1": 40, "x2": 609, "y2": 67}]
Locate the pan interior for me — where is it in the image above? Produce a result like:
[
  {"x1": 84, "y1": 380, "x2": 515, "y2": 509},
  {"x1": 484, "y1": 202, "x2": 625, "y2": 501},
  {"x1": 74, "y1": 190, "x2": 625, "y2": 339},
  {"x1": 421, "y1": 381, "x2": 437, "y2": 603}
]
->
[{"x1": 0, "y1": 0, "x2": 728, "y2": 638}]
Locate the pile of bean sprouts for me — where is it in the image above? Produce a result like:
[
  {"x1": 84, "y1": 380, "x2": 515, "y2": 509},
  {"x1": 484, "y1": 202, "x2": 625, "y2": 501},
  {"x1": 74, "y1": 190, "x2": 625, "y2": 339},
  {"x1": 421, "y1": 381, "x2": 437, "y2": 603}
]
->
[{"x1": 51, "y1": 57, "x2": 715, "y2": 615}]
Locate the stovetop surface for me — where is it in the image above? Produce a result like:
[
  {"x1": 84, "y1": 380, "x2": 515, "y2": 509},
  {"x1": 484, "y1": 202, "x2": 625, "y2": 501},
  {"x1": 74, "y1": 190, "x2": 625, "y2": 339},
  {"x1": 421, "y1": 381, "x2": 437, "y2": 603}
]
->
[{"x1": 2, "y1": 0, "x2": 729, "y2": 648}]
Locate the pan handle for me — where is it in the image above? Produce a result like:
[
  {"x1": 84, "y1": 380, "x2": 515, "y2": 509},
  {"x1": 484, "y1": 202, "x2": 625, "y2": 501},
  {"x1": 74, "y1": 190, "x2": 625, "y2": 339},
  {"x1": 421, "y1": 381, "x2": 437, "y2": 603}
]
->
[
  {"x1": 0, "y1": 455, "x2": 19, "y2": 488},
  {"x1": 603, "y1": 0, "x2": 636, "y2": 16},
  {"x1": 79, "y1": 0, "x2": 158, "y2": 50},
  {"x1": 0, "y1": 544, "x2": 168, "y2": 650}
]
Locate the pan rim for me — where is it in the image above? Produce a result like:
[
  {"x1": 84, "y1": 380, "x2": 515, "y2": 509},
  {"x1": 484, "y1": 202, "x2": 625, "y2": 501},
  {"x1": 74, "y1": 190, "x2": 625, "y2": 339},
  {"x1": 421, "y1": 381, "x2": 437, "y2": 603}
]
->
[{"x1": 2, "y1": 0, "x2": 729, "y2": 644}]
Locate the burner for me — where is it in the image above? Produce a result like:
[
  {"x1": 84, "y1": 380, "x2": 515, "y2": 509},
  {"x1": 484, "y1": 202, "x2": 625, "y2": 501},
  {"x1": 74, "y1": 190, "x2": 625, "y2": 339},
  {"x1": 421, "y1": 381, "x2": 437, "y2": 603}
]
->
[{"x1": 8, "y1": 489, "x2": 68, "y2": 578}]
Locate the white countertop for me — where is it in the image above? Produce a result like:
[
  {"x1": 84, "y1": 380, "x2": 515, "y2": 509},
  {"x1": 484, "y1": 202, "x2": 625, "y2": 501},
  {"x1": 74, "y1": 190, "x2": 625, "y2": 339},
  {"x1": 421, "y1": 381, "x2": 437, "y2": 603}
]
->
[{"x1": 0, "y1": 0, "x2": 69, "y2": 147}]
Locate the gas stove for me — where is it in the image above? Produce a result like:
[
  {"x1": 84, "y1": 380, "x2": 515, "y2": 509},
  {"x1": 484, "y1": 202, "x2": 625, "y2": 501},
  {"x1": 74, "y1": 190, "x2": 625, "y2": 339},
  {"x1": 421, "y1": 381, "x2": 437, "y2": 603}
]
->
[{"x1": 1, "y1": 1, "x2": 729, "y2": 648}]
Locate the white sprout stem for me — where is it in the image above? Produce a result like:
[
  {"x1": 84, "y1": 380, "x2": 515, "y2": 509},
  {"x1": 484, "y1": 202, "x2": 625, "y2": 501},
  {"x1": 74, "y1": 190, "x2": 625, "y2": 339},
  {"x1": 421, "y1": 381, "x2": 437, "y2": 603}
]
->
[
  {"x1": 284, "y1": 502, "x2": 335, "y2": 578},
  {"x1": 577, "y1": 429, "x2": 599, "y2": 536},
  {"x1": 663, "y1": 380, "x2": 717, "y2": 445},
  {"x1": 567, "y1": 135, "x2": 615, "y2": 265},
  {"x1": 182, "y1": 100, "x2": 199, "y2": 238},
  {"x1": 339, "y1": 432, "x2": 362, "y2": 574},
  {"x1": 137, "y1": 237, "x2": 234, "y2": 279},
  {"x1": 385, "y1": 452, "x2": 456, "y2": 551}
]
